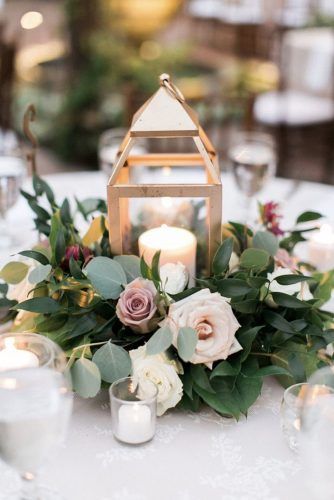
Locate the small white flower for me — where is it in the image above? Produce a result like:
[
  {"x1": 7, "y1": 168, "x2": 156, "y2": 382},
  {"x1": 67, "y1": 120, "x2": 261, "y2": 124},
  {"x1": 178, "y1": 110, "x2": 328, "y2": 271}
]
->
[
  {"x1": 229, "y1": 252, "x2": 240, "y2": 272},
  {"x1": 160, "y1": 262, "x2": 188, "y2": 295},
  {"x1": 267, "y1": 267, "x2": 313, "y2": 301},
  {"x1": 130, "y1": 346, "x2": 183, "y2": 416}
]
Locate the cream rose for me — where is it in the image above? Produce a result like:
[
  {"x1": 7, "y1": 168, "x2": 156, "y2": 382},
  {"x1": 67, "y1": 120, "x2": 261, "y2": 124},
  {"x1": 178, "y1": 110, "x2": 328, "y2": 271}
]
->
[
  {"x1": 130, "y1": 346, "x2": 183, "y2": 416},
  {"x1": 160, "y1": 262, "x2": 188, "y2": 295},
  {"x1": 161, "y1": 289, "x2": 242, "y2": 369},
  {"x1": 267, "y1": 267, "x2": 313, "y2": 301}
]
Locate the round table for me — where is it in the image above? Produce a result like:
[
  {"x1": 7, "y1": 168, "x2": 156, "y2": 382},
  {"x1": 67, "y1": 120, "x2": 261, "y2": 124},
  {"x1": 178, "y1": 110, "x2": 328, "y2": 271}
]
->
[{"x1": 0, "y1": 171, "x2": 333, "y2": 500}]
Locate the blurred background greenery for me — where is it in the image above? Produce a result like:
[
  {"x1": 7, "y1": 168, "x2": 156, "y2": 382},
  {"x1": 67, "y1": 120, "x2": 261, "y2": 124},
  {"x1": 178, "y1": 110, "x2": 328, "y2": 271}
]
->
[{"x1": 0, "y1": 0, "x2": 334, "y2": 182}]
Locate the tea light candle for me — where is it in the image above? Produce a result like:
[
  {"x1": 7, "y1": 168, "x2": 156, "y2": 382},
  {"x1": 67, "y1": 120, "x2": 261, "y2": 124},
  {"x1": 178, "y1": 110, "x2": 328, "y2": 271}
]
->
[
  {"x1": 117, "y1": 404, "x2": 153, "y2": 444},
  {"x1": 308, "y1": 224, "x2": 334, "y2": 271},
  {"x1": 0, "y1": 338, "x2": 39, "y2": 371},
  {"x1": 138, "y1": 225, "x2": 197, "y2": 287}
]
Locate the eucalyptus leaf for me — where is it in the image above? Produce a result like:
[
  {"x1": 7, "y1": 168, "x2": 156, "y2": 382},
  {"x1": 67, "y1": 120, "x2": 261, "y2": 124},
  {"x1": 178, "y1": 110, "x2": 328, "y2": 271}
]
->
[
  {"x1": 114, "y1": 255, "x2": 141, "y2": 282},
  {"x1": 146, "y1": 326, "x2": 173, "y2": 355},
  {"x1": 240, "y1": 248, "x2": 269, "y2": 269},
  {"x1": 92, "y1": 341, "x2": 131, "y2": 383},
  {"x1": 0, "y1": 261, "x2": 29, "y2": 284},
  {"x1": 86, "y1": 257, "x2": 127, "y2": 299},
  {"x1": 28, "y1": 264, "x2": 52, "y2": 284},
  {"x1": 253, "y1": 231, "x2": 279, "y2": 256},
  {"x1": 71, "y1": 358, "x2": 101, "y2": 398},
  {"x1": 177, "y1": 327, "x2": 198, "y2": 362}
]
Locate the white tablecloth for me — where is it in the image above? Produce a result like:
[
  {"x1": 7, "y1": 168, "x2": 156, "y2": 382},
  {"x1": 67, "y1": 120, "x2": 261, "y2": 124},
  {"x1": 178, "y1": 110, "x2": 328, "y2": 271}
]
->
[{"x1": 0, "y1": 171, "x2": 334, "y2": 500}]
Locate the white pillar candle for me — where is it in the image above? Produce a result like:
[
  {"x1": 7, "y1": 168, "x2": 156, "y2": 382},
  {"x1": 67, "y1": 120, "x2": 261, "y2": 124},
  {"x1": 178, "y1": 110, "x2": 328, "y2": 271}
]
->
[
  {"x1": 117, "y1": 404, "x2": 153, "y2": 444},
  {"x1": 308, "y1": 224, "x2": 334, "y2": 271},
  {"x1": 0, "y1": 338, "x2": 39, "y2": 372},
  {"x1": 138, "y1": 225, "x2": 197, "y2": 287}
]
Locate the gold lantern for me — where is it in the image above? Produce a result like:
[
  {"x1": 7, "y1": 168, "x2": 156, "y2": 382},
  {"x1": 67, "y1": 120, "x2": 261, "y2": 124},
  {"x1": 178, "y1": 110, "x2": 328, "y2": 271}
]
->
[{"x1": 107, "y1": 74, "x2": 222, "y2": 271}]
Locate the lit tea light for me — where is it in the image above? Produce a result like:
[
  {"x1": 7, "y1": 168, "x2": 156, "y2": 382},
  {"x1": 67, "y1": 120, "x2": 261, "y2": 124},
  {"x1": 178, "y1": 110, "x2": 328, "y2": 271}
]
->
[
  {"x1": 138, "y1": 225, "x2": 197, "y2": 287},
  {"x1": 117, "y1": 404, "x2": 153, "y2": 444},
  {"x1": 0, "y1": 338, "x2": 39, "y2": 372},
  {"x1": 308, "y1": 224, "x2": 334, "y2": 271}
]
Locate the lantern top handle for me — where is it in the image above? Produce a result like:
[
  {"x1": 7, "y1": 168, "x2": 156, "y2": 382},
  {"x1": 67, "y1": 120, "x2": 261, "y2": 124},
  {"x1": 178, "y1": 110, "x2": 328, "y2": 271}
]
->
[{"x1": 159, "y1": 73, "x2": 185, "y2": 103}]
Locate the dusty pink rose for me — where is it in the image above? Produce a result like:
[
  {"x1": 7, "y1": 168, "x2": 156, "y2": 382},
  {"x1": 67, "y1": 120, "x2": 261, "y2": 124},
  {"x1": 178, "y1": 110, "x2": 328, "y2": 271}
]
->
[
  {"x1": 161, "y1": 289, "x2": 242, "y2": 369},
  {"x1": 116, "y1": 278, "x2": 158, "y2": 334},
  {"x1": 275, "y1": 248, "x2": 298, "y2": 271}
]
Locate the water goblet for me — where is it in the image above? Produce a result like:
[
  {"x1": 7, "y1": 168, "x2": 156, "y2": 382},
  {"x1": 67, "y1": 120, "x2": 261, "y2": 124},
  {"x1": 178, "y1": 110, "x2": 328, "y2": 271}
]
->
[
  {"x1": 228, "y1": 131, "x2": 276, "y2": 223},
  {"x1": 0, "y1": 154, "x2": 27, "y2": 249},
  {"x1": 0, "y1": 367, "x2": 73, "y2": 500}
]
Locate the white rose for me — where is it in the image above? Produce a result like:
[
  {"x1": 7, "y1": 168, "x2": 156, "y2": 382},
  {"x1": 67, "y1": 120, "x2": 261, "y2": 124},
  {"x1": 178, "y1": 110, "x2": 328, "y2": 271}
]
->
[
  {"x1": 160, "y1": 262, "x2": 188, "y2": 295},
  {"x1": 161, "y1": 289, "x2": 242, "y2": 369},
  {"x1": 267, "y1": 267, "x2": 313, "y2": 301},
  {"x1": 229, "y1": 252, "x2": 240, "y2": 272},
  {"x1": 130, "y1": 346, "x2": 183, "y2": 416}
]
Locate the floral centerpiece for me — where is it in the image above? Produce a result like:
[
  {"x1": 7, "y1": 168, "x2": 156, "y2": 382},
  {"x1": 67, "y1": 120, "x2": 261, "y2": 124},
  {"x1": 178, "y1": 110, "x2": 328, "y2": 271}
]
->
[{"x1": 1, "y1": 175, "x2": 333, "y2": 418}]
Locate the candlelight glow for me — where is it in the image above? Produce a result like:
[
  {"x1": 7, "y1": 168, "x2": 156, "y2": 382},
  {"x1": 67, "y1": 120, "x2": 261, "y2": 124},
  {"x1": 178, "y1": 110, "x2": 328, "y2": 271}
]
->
[{"x1": 20, "y1": 11, "x2": 43, "y2": 30}]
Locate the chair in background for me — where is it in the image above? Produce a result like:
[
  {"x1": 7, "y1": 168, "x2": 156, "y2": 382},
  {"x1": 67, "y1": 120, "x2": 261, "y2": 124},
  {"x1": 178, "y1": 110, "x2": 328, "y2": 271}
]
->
[{"x1": 254, "y1": 27, "x2": 334, "y2": 183}]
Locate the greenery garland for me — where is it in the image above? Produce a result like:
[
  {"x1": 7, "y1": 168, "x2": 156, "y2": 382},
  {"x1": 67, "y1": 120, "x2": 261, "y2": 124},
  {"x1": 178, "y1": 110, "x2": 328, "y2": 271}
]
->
[{"x1": 0, "y1": 175, "x2": 333, "y2": 418}]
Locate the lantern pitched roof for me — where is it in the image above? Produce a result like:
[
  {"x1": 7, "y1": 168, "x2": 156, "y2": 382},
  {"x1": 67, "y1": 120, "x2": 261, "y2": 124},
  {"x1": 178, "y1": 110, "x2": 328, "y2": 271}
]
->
[{"x1": 131, "y1": 86, "x2": 199, "y2": 137}]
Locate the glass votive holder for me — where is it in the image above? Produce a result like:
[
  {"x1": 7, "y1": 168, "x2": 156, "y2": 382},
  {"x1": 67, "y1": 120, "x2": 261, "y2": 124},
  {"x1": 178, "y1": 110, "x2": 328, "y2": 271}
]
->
[
  {"x1": 110, "y1": 377, "x2": 158, "y2": 445},
  {"x1": 0, "y1": 333, "x2": 67, "y2": 373},
  {"x1": 280, "y1": 383, "x2": 310, "y2": 452}
]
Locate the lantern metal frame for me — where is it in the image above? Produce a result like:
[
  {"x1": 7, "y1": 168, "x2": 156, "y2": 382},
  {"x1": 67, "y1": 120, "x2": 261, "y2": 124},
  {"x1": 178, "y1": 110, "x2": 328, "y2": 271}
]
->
[{"x1": 107, "y1": 74, "x2": 222, "y2": 270}]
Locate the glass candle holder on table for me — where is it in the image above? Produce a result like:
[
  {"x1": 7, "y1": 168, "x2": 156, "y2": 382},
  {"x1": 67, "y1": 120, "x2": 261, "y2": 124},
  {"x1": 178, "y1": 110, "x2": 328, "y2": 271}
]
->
[
  {"x1": 0, "y1": 333, "x2": 67, "y2": 373},
  {"x1": 280, "y1": 383, "x2": 309, "y2": 452},
  {"x1": 110, "y1": 377, "x2": 158, "y2": 445}
]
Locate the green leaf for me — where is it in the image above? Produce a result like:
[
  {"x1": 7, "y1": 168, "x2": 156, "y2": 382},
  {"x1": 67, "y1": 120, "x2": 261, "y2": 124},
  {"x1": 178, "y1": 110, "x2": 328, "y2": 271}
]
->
[
  {"x1": 240, "y1": 248, "x2": 269, "y2": 269},
  {"x1": 263, "y1": 310, "x2": 297, "y2": 334},
  {"x1": 274, "y1": 274, "x2": 313, "y2": 285},
  {"x1": 12, "y1": 297, "x2": 60, "y2": 313},
  {"x1": 177, "y1": 327, "x2": 198, "y2": 362},
  {"x1": 49, "y1": 214, "x2": 61, "y2": 262},
  {"x1": 0, "y1": 261, "x2": 29, "y2": 284},
  {"x1": 92, "y1": 341, "x2": 131, "y2": 383},
  {"x1": 140, "y1": 256, "x2": 152, "y2": 280},
  {"x1": 55, "y1": 229, "x2": 66, "y2": 265},
  {"x1": 60, "y1": 198, "x2": 72, "y2": 224},
  {"x1": 114, "y1": 255, "x2": 141, "y2": 283},
  {"x1": 69, "y1": 257, "x2": 85, "y2": 279},
  {"x1": 28, "y1": 200, "x2": 50, "y2": 221},
  {"x1": 237, "y1": 326, "x2": 263, "y2": 361},
  {"x1": 33, "y1": 174, "x2": 55, "y2": 205},
  {"x1": 67, "y1": 316, "x2": 96, "y2": 339},
  {"x1": 151, "y1": 251, "x2": 161, "y2": 283},
  {"x1": 71, "y1": 358, "x2": 101, "y2": 398},
  {"x1": 271, "y1": 341, "x2": 320, "y2": 387},
  {"x1": 212, "y1": 238, "x2": 234, "y2": 275},
  {"x1": 28, "y1": 264, "x2": 52, "y2": 284},
  {"x1": 233, "y1": 368, "x2": 263, "y2": 415},
  {"x1": 195, "y1": 381, "x2": 240, "y2": 419},
  {"x1": 253, "y1": 231, "x2": 279, "y2": 256},
  {"x1": 232, "y1": 299, "x2": 258, "y2": 313},
  {"x1": 146, "y1": 326, "x2": 173, "y2": 355},
  {"x1": 246, "y1": 365, "x2": 291, "y2": 378},
  {"x1": 296, "y1": 211, "x2": 322, "y2": 224},
  {"x1": 191, "y1": 365, "x2": 215, "y2": 394},
  {"x1": 18, "y1": 250, "x2": 50, "y2": 265},
  {"x1": 218, "y1": 279, "x2": 253, "y2": 297},
  {"x1": 210, "y1": 360, "x2": 241, "y2": 378},
  {"x1": 86, "y1": 257, "x2": 127, "y2": 300},
  {"x1": 271, "y1": 292, "x2": 311, "y2": 309}
]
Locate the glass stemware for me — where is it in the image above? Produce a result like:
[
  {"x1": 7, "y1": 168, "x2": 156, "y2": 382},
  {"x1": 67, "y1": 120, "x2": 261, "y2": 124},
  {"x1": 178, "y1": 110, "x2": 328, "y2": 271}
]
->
[
  {"x1": 280, "y1": 382, "x2": 309, "y2": 452},
  {"x1": 299, "y1": 366, "x2": 334, "y2": 500},
  {"x1": 228, "y1": 131, "x2": 276, "y2": 223},
  {"x1": 0, "y1": 367, "x2": 73, "y2": 500},
  {"x1": 0, "y1": 153, "x2": 27, "y2": 249}
]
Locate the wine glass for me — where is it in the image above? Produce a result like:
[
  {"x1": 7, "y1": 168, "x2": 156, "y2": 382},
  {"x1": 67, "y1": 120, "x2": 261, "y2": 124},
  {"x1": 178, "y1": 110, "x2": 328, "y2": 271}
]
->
[
  {"x1": 98, "y1": 128, "x2": 148, "y2": 179},
  {"x1": 280, "y1": 382, "x2": 309, "y2": 452},
  {"x1": 299, "y1": 366, "x2": 334, "y2": 499},
  {"x1": 0, "y1": 153, "x2": 27, "y2": 249},
  {"x1": 228, "y1": 131, "x2": 276, "y2": 223},
  {"x1": 0, "y1": 367, "x2": 73, "y2": 500}
]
